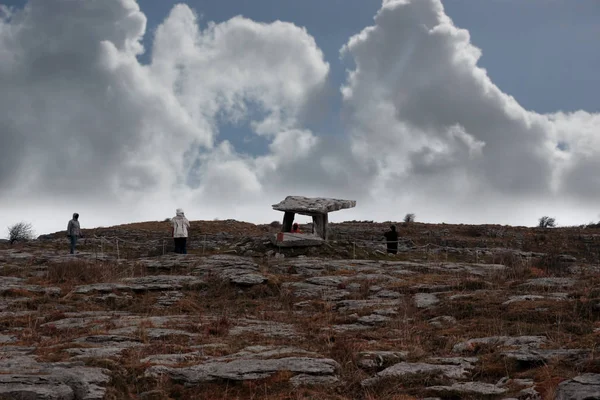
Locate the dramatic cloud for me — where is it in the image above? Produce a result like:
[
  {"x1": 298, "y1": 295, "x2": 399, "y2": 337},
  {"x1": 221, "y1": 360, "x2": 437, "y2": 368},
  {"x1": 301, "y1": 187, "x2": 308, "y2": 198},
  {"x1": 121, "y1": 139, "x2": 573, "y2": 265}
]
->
[
  {"x1": 340, "y1": 0, "x2": 600, "y2": 224},
  {"x1": 0, "y1": 0, "x2": 599, "y2": 234}
]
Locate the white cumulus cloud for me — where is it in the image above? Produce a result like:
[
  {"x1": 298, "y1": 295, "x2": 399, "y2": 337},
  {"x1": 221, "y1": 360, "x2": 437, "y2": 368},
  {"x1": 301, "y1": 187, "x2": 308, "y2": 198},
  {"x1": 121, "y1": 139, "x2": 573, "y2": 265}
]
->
[{"x1": 0, "y1": 0, "x2": 599, "y2": 235}]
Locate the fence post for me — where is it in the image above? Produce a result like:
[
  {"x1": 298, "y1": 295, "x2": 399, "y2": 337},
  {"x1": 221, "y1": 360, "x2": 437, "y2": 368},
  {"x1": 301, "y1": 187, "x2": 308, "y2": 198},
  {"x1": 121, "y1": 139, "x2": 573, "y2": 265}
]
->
[
  {"x1": 116, "y1": 239, "x2": 120, "y2": 260},
  {"x1": 353, "y1": 241, "x2": 356, "y2": 259},
  {"x1": 203, "y1": 235, "x2": 206, "y2": 255},
  {"x1": 101, "y1": 239, "x2": 104, "y2": 257},
  {"x1": 162, "y1": 239, "x2": 165, "y2": 256}
]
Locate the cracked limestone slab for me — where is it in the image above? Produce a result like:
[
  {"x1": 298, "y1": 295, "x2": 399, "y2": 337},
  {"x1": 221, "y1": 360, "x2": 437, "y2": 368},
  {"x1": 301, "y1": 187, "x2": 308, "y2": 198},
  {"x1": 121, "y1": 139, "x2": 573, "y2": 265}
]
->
[
  {"x1": 414, "y1": 293, "x2": 439, "y2": 308},
  {"x1": 453, "y1": 336, "x2": 546, "y2": 353},
  {"x1": 555, "y1": 374, "x2": 600, "y2": 400},
  {"x1": 426, "y1": 382, "x2": 507, "y2": 396},
  {"x1": 362, "y1": 362, "x2": 469, "y2": 387},
  {"x1": 357, "y1": 351, "x2": 409, "y2": 369},
  {"x1": 145, "y1": 356, "x2": 339, "y2": 383},
  {"x1": 282, "y1": 282, "x2": 349, "y2": 301},
  {"x1": 229, "y1": 319, "x2": 298, "y2": 339}
]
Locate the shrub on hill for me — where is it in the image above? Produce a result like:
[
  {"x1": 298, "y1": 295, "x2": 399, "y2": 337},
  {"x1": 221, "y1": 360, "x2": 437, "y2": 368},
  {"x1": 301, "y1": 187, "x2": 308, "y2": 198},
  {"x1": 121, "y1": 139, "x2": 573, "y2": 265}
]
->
[
  {"x1": 538, "y1": 216, "x2": 556, "y2": 228},
  {"x1": 7, "y1": 222, "x2": 35, "y2": 244}
]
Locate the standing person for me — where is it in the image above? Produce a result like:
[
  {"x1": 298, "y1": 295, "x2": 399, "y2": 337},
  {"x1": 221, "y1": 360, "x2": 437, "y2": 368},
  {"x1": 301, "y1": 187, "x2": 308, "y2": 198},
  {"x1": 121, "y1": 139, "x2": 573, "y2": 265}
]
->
[
  {"x1": 67, "y1": 213, "x2": 82, "y2": 255},
  {"x1": 383, "y1": 225, "x2": 399, "y2": 255},
  {"x1": 171, "y1": 208, "x2": 190, "y2": 254}
]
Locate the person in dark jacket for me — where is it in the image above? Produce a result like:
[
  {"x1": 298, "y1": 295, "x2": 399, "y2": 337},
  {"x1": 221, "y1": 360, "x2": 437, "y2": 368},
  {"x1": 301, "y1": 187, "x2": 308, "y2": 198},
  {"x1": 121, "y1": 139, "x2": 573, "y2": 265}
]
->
[
  {"x1": 67, "y1": 213, "x2": 82, "y2": 254},
  {"x1": 383, "y1": 225, "x2": 399, "y2": 254}
]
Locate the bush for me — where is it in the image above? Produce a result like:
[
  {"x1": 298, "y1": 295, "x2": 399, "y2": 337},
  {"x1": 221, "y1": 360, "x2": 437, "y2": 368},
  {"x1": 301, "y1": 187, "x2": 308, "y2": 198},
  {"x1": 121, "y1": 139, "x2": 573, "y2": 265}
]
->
[
  {"x1": 538, "y1": 216, "x2": 556, "y2": 228},
  {"x1": 403, "y1": 213, "x2": 416, "y2": 224},
  {"x1": 269, "y1": 220, "x2": 281, "y2": 228},
  {"x1": 7, "y1": 222, "x2": 35, "y2": 244}
]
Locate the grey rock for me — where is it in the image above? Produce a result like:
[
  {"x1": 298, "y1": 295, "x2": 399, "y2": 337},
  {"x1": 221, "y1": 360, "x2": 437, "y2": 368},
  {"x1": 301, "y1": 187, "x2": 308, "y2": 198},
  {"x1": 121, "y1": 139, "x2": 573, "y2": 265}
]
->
[
  {"x1": 554, "y1": 374, "x2": 600, "y2": 400},
  {"x1": 66, "y1": 342, "x2": 144, "y2": 359},
  {"x1": 328, "y1": 324, "x2": 371, "y2": 333},
  {"x1": 289, "y1": 374, "x2": 340, "y2": 387},
  {"x1": 146, "y1": 357, "x2": 339, "y2": 383},
  {"x1": 520, "y1": 278, "x2": 577, "y2": 288},
  {"x1": 230, "y1": 273, "x2": 266, "y2": 285},
  {"x1": 156, "y1": 291, "x2": 185, "y2": 307},
  {"x1": 270, "y1": 233, "x2": 325, "y2": 247},
  {"x1": 0, "y1": 376, "x2": 75, "y2": 399},
  {"x1": 41, "y1": 316, "x2": 113, "y2": 330},
  {"x1": 121, "y1": 275, "x2": 205, "y2": 290},
  {"x1": 0, "y1": 363, "x2": 109, "y2": 400},
  {"x1": 0, "y1": 334, "x2": 17, "y2": 344},
  {"x1": 109, "y1": 327, "x2": 198, "y2": 340},
  {"x1": 414, "y1": 293, "x2": 439, "y2": 308},
  {"x1": 74, "y1": 335, "x2": 139, "y2": 344},
  {"x1": 336, "y1": 299, "x2": 403, "y2": 313},
  {"x1": 282, "y1": 282, "x2": 349, "y2": 301},
  {"x1": 502, "y1": 348, "x2": 589, "y2": 364},
  {"x1": 371, "y1": 289, "x2": 402, "y2": 299},
  {"x1": 373, "y1": 308, "x2": 399, "y2": 316},
  {"x1": 141, "y1": 352, "x2": 206, "y2": 366},
  {"x1": 428, "y1": 357, "x2": 479, "y2": 368},
  {"x1": 357, "y1": 314, "x2": 391, "y2": 325},
  {"x1": 305, "y1": 276, "x2": 347, "y2": 287},
  {"x1": 75, "y1": 275, "x2": 204, "y2": 294},
  {"x1": 503, "y1": 295, "x2": 548, "y2": 305},
  {"x1": 229, "y1": 319, "x2": 298, "y2": 338},
  {"x1": 453, "y1": 336, "x2": 546, "y2": 353},
  {"x1": 0, "y1": 276, "x2": 61, "y2": 296},
  {"x1": 429, "y1": 316, "x2": 457, "y2": 327},
  {"x1": 427, "y1": 382, "x2": 507, "y2": 396},
  {"x1": 412, "y1": 283, "x2": 454, "y2": 293},
  {"x1": 362, "y1": 362, "x2": 469, "y2": 387},
  {"x1": 357, "y1": 351, "x2": 408, "y2": 369}
]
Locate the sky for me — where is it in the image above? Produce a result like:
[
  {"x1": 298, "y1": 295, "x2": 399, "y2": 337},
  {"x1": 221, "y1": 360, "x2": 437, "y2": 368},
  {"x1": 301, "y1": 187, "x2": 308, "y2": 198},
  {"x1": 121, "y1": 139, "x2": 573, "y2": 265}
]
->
[{"x1": 0, "y1": 0, "x2": 599, "y2": 236}]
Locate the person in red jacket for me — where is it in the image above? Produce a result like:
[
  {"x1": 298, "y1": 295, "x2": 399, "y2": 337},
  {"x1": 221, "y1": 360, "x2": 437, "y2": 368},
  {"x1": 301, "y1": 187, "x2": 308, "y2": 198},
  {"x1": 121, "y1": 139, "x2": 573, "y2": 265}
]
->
[{"x1": 291, "y1": 222, "x2": 301, "y2": 233}]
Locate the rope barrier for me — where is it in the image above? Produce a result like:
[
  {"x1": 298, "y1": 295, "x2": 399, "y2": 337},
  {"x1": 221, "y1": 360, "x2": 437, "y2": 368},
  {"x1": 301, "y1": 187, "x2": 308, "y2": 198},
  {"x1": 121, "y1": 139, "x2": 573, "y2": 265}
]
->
[{"x1": 85, "y1": 231, "x2": 451, "y2": 262}]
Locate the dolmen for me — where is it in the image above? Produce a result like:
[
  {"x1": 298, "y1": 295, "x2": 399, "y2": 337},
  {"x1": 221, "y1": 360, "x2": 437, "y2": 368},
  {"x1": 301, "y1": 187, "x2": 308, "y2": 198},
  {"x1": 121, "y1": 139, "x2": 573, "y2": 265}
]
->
[{"x1": 271, "y1": 196, "x2": 356, "y2": 247}]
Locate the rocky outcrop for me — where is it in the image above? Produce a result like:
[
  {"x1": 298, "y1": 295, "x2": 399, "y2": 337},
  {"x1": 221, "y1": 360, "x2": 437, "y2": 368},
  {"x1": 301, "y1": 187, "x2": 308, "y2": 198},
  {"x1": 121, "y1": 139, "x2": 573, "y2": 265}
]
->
[
  {"x1": 145, "y1": 346, "x2": 339, "y2": 385},
  {"x1": 0, "y1": 355, "x2": 109, "y2": 400},
  {"x1": 555, "y1": 374, "x2": 600, "y2": 400}
]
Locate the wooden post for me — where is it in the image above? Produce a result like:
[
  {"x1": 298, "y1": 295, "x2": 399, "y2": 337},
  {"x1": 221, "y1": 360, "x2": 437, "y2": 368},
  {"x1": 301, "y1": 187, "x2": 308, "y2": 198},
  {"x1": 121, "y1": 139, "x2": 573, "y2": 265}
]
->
[{"x1": 116, "y1": 239, "x2": 120, "y2": 260}]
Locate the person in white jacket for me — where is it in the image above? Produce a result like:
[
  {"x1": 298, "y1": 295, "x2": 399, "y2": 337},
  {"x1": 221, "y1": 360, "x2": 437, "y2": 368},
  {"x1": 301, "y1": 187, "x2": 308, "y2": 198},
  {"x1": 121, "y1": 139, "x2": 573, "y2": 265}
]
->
[{"x1": 171, "y1": 208, "x2": 190, "y2": 254}]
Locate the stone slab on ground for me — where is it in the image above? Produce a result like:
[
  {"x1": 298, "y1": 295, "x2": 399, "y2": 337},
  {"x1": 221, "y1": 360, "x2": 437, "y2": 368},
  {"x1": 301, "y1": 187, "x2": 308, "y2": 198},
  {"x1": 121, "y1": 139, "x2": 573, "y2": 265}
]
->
[
  {"x1": 426, "y1": 382, "x2": 507, "y2": 396},
  {"x1": 146, "y1": 356, "x2": 339, "y2": 384},
  {"x1": 362, "y1": 362, "x2": 470, "y2": 387},
  {"x1": 555, "y1": 373, "x2": 600, "y2": 400}
]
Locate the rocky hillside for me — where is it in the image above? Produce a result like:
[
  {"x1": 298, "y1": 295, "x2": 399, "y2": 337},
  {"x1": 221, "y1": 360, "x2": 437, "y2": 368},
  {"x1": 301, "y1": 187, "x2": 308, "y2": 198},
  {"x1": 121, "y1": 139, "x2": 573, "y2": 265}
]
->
[{"x1": 1, "y1": 220, "x2": 600, "y2": 399}]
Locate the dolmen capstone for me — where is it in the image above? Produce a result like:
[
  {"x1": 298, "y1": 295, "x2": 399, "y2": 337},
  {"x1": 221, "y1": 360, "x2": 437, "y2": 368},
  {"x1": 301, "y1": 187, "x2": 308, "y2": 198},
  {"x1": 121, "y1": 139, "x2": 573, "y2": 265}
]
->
[{"x1": 271, "y1": 196, "x2": 356, "y2": 247}]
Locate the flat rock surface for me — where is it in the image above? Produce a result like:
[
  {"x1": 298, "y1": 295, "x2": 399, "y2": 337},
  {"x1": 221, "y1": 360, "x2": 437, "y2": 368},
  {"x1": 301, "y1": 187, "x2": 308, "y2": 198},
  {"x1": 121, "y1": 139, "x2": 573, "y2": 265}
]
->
[
  {"x1": 555, "y1": 374, "x2": 600, "y2": 400},
  {"x1": 2, "y1": 219, "x2": 600, "y2": 398}
]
